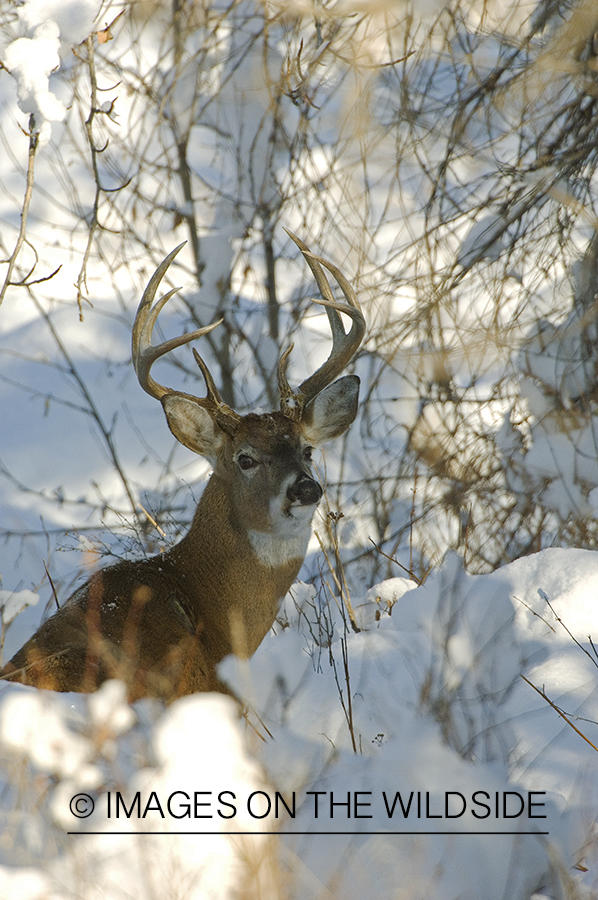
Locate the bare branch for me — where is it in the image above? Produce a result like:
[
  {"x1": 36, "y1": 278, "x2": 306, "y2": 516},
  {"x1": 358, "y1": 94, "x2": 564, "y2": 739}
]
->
[{"x1": 0, "y1": 115, "x2": 39, "y2": 309}]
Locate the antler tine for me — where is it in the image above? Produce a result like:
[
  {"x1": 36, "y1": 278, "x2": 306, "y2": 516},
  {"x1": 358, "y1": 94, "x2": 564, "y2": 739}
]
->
[
  {"x1": 191, "y1": 347, "x2": 242, "y2": 435},
  {"x1": 280, "y1": 229, "x2": 365, "y2": 415},
  {"x1": 132, "y1": 242, "x2": 224, "y2": 404}
]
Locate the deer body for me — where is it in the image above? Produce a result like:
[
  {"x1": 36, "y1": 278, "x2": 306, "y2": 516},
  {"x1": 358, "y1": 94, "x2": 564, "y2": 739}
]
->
[{"x1": 2, "y1": 233, "x2": 364, "y2": 700}]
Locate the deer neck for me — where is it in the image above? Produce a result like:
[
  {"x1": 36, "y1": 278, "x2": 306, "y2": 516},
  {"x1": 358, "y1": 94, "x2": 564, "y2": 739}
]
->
[{"x1": 165, "y1": 475, "x2": 312, "y2": 659}]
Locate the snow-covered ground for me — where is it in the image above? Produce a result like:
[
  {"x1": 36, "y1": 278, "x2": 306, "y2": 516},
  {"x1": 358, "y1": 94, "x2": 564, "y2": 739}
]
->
[{"x1": 0, "y1": 548, "x2": 597, "y2": 898}]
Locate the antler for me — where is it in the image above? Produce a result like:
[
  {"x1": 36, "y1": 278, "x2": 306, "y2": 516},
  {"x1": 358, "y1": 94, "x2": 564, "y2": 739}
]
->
[
  {"x1": 132, "y1": 243, "x2": 241, "y2": 434},
  {"x1": 278, "y1": 228, "x2": 365, "y2": 418}
]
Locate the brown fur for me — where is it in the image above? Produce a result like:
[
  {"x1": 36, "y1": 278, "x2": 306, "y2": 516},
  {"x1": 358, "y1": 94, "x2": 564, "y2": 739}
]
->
[{"x1": 2, "y1": 420, "x2": 310, "y2": 701}]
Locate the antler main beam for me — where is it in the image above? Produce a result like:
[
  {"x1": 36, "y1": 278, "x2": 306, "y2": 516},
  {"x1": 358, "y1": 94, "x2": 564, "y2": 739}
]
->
[
  {"x1": 132, "y1": 242, "x2": 241, "y2": 433},
  {"x1": 279, "y1": 229, "x2": 365, "y2": 417}
]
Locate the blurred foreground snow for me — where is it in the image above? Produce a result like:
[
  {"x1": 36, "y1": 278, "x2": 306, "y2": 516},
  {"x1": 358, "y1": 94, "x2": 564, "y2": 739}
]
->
[{"x1": 0, "y1": 548, "x2": 597, "y2": 899}]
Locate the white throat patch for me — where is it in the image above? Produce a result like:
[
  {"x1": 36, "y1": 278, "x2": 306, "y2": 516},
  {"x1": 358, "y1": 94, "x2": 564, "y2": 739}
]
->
[
  {"x1": 248, "y1": 493, "x2": 316, "y2": 568},
  {"x1": 248, "y1": 528, "x2": 311, "y2": 569}
]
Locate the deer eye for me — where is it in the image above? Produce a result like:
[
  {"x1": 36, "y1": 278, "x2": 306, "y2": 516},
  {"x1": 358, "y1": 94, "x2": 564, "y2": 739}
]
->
[
  {"x1": 237, "y1": 453, "x2": 257, "y2": 470},
  {"x1": 303, "y1": 446, "x2": 313, "y2": 461}
]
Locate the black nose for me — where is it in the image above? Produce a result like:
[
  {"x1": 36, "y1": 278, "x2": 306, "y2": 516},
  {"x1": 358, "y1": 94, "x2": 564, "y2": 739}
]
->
[{"x1": 287, "y1": 474, "x2": 323, "y2": 506}]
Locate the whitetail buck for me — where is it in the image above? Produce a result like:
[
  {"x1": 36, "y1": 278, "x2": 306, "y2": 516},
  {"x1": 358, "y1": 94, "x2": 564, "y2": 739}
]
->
[{"x1": 1, "y1": 231, "x2": 365, "y2": 700}]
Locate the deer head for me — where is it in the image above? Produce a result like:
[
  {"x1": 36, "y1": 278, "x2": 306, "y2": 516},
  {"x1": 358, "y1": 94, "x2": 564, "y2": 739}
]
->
[{"x1": 132, "y1": 229, "x2": 365, "y2": 562}]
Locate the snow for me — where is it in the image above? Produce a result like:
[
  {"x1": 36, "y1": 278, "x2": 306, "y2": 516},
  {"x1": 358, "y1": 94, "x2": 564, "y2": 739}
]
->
[
  {"x1": 3, "y1": 29, "x2": 66, "y2": 128},
  {"x1": 2, "y1": 0, "x2": 99, "y2": 143},
  {"x1": 502, "y1": 312, "x2": 598, "y2": 518},
  {"x1": 0, "y1": 588, "x2": 39, "y2": 626},
  {"x1": 457, "y1": 212, "x2": 507, "y2": 267},
  {"x1": 0, "y1": 549, "x2": 596, "y2": 897}
]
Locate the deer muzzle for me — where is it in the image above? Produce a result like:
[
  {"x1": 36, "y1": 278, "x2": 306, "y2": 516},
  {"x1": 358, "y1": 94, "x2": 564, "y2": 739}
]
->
[{"x1": 286, "y1": 473, "x2": 323, "y2": 506}]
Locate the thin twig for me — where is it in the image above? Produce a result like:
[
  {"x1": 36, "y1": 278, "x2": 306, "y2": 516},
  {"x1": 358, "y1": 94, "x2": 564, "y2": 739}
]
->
[
  {"x1": 76, "y1": 35, "x2": 103, "y2": 318},
  {"x1": 368, "y1": 538, "x2": 423, "y2": 586},
  {"x1": 324, "y1": 590, "x2": 358, "y2": 754},
  {"x1": 410, "y1": 470, "x2": 416, "y2": 576},
  {"x1": 43, "y1": 560, "x2": 61, "y2": 610},
  {"x1": 340, "y1": 634, "x2": 357, "y2": 753},
  {"x1": 539, "y1": 590, "x2": 598, "y2": 670},
  {"x1": 520, "y1": 674, "x2": 598, "y2": 754},
  {"x1": 0, "y1": 115, "x2": 39, "y2": 308},
  {"x1": 137, "y1": 502, "x2": 167, "y2": 538},
  {"x1": 315, "y1": 527, "x2": 360, "y2": 632},
  {"x1": 512, "y1": 594, "x2": 556, "y2": 633}
]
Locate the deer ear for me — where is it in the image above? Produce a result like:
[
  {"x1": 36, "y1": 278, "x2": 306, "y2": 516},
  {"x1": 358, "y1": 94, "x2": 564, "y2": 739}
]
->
[
  {"x1": 301, "y1": 375, "x2": 360, "y2": 445},
  {"x1": 161, "y1": 395, "x2": 224, "y2": 461}
]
